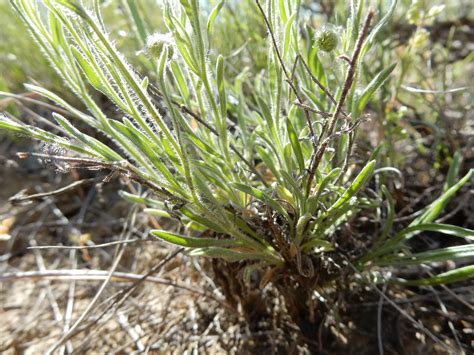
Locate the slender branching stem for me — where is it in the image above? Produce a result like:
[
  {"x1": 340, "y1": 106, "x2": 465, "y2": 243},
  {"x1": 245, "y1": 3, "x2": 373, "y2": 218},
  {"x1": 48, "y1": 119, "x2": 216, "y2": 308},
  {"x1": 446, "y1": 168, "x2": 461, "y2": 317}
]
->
[
  {"x1": 306, "y1": 10, "x2": 374, "y2": 196},
  {"x1": 17, "y1": 152, "x2": 187, "y2": 204},
  {"x1": 255, "y1": 0, "x2": 317, "y2": 156}
]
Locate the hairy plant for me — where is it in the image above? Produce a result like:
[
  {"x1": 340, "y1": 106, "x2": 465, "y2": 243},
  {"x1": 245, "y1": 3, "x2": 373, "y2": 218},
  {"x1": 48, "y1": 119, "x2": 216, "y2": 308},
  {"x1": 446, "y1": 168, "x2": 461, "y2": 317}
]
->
[{"x1": 1, "y1": 0, "x2": 473, "y2": 345}]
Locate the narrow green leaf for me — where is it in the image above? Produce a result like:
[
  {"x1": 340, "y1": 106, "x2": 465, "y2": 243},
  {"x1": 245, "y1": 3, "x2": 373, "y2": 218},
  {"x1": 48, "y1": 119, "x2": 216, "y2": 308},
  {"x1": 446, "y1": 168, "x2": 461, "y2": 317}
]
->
[
  {"x1": 377, "y1": 223, "x2": 474, "y2": 256},
  {"x1": 48, "y1": 11, "x2": 67, "y2": 50},
  {"x1": 187, "y1": 134, "x2": 219, "y2": 156},
  {"x1": 329, "y1": 160, "x2": 376, "y2": 211},
  {"x1": 151, "y1": 230, "x2": 239, "y2": 248},
  {"x1": 71, "y1": 47, "x2": 103, "y2": 91},
  {"x1": 361, "y1": 0, "x2": 398, "y2": 57},
  {"x1": 411, "y1": 169, "x2": 473, "y2": 226},
  {"x1": 309, "y1": 167, "x2": 341, "y2": 213},
  {"x1": 144, "y1": 208, "x2": 171, "y2": 218},
  {"x1": 0, "y1": 114, "x2": 99, "y2": 158},
  {"x1": 368, "y1": 144, "x2": 383, "y2": 161},
  {"x1": 300, "y1": 238, "x2": 334, "y2": 252},
  {"x1": 23, "y1": 85, "x2": 96, "y2": 127},
  {"x1": 280, "y1": 170, "x2": 304, "y2": 207},
  {"x1": 311, "y1": 199, "x2": 358, "y2": 242},
  {"x1": 157, "y1": 45, "x2": 168, "y2": 79},
  {"x1": 295, "y1": 212, "x2": 312, "y2": 244},
  {"x1": 257, "y1": 97, "x2": 276, "y2": 141},
  {"x1": 54, "y1": 0, "x2": 87, "y2": 18},
  {"x1": 444, "y1": 150, "x2": 462, "y2": 192},
  {"x1": 140, "y1": 76, "x2": 149, "y2": 91},
  {"x1": 276, "y1": 185, "x2": 296, "y2": 207},
  {"x1": 396, "y1": 223, "x2": 474, "y2": 242},
  {"x1": 283, "y1": 13, "x2": 296, "y2": 58},
  {"x1": 174, "y1": 40, "x2": 200, "y2": 75},
  {"x1": 180, "y1": 205, "x2": 226, "y2": 233},
  {"x1": 378, "y1": 185, "x2": 395, "y2": 242},
  {"x1": 395, "y1": 265, "x2": 474, "y2": 286},
  {"x1": 216, "y1": 55, "x2": 227, "y2": 121},
  {"x1": 170, "y1": 61, "x2": 190, "y2": 101},
  {"x1": 354, "y1": 63, "x2": 396, "y2": 118},
  {"x1": 256, "y1": 146, "x2": 281, "y2": 181},
  {"x1": 278, "y1": 0, "x2": 288, "y2": 23},
  {"x1": 53, "y1": 113, "x2": 122, "y2": 161},
  {"x1": 286, "y1": 118, "x2": 305, "y2": 172},
  {"x1": 378, "y1": 244, "x2": 474, "y2": 266},
  {"x1": 301, "y1": 86, "x2": 325, "y2": 111},
  {"x1": 119, "y1": 192, "x2": 164, "y2": 208},
  {"x1": 206, "y1": 0, "x2": 224, "y2": 35},
  {"x1": 124, "y1": 0, "x2": 148, "y2": 45}
]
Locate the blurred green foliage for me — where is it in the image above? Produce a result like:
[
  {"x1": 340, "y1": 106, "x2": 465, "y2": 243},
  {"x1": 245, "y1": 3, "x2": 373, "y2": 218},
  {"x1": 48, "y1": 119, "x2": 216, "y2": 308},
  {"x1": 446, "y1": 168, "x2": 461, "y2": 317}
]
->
[{"x1": 0, "y1": 0, "x2": 58, "y2": 91}]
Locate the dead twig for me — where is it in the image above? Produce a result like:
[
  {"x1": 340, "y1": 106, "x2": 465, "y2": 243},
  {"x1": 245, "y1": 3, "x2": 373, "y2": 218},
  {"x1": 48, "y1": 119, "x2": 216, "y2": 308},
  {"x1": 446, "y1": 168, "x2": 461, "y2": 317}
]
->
[
  {"x1": 377, "y1": 284, "x2": 387, "y2": 355},
  {"x1": 0, "y1": 269, "x2": 204, "y2": 294},
  {"x1": 294, "y1": 102, "x2": 351, "y2": 120},
  {"x1": 27, "y1": 238, "x2": 146, "y2": 250},
  {"x1": 371, "y1": 284, "x2": 457, "y2": 354},
  {"x1": 116, "y1": 311, "x2": 145, "y2": 352},
  {"x1": 0, "y1": 91, "x2": 79, "y2": 119},
  {"x1": 9, "y1": 178, "x2": 99, "y2": 206},
  {"x1": 16, "y1": 152, "x2": 186, "y2": 204},
  {"x1": 63, "y1": 250, "x2": 77, "y2": 355},
  {"x1": 296, "y1": 54, "x2": 339, "y2": 107},
  {"x1": 347, "y1": 262, "x2": 458, "y2": 354},
  {"x1": 44, "y1": 207, "x2": 138, "y2": 355}
]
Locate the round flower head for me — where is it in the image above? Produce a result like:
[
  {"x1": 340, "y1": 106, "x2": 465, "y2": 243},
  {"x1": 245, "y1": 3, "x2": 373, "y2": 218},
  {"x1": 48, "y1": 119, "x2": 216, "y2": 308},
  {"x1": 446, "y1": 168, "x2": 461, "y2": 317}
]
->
[
  {"x1": 145, "y1": 32, "x2": 175, "y2": 60},
  {"x1": 409, "y1": 28, "x2": 429, "y2": 48},
  {"x1": 315, "y1": 27, "x2": 338, "y2": 53}
]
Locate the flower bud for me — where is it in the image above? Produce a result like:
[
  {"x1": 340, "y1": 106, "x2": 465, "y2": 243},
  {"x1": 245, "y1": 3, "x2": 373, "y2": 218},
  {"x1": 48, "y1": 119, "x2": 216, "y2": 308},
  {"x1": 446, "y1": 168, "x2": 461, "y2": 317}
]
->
[
  {"x1": 407, "y1": 0, "x2": 422, "y2": 25},
  {"x1": 410, "y1": 28, "x2": 429, "y2": 48},
  {"x1": 314, "y1": 27, "x2": 338, "y2": 53},
  {"x1": 427, "y1": 5, "x2": 445, "y2": 19},
  {"x1": 145, "y1": 32, "x2": 175, "y2": 60}
]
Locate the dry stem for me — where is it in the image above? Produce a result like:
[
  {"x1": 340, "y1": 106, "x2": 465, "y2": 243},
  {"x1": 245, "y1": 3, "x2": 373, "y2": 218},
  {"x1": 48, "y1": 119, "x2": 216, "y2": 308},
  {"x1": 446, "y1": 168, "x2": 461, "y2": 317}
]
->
[{"x1": 306, "y1": 10, "x2": 375, "y2": 196}]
